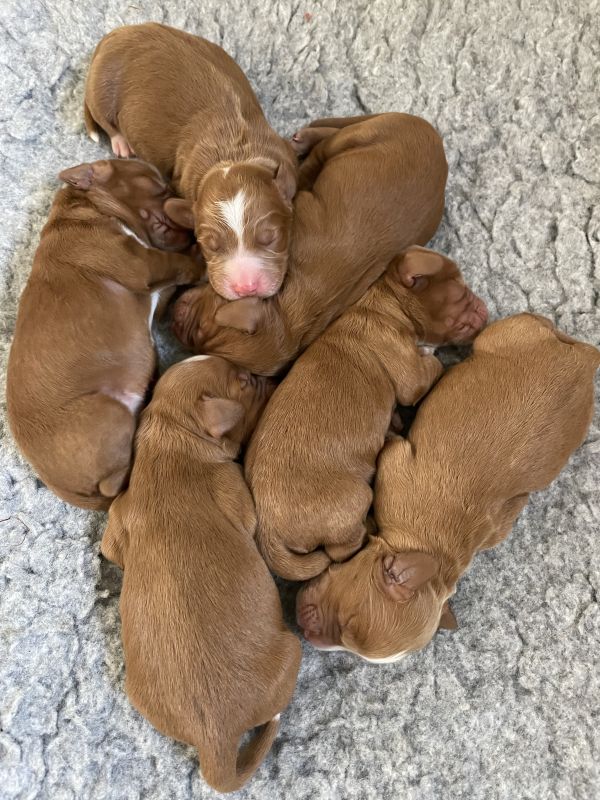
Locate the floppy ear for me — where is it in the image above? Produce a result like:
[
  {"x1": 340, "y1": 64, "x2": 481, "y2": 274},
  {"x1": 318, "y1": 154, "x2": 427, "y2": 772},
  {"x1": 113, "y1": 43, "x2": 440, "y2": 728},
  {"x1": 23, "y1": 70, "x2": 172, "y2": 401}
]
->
[
  {"x1": 274, "y1": 162, "x2": 297, "y2": 205},
  {"x1": 438, "y1": 600, "x2": 458, "y2": 630},
  {"x1": 214, "y1": 296, "x2": 264, "y2": 334},
  {"x1": 164, "y1": 197, "x2": 195, "y2": 230},
  {"x1": 393, "y1": 246, "x2": 446, "y2": 291},
  {"x1": 201, "y1": 397, "x2": 244, "y2": 439},
  {"x1": 248, "y1": 157, "x2": 296, "y2": 205},
  {"x1": 379, "y1": 551, "x2": 439, "y2": 602},
  {"x1": 59, "y1": 161, "x2": 113, "y2": 190}
]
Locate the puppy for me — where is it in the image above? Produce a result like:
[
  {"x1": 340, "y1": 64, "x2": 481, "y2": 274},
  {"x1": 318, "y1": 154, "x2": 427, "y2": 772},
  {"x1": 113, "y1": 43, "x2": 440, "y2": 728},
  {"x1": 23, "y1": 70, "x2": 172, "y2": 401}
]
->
[
  {"x1": 101, "y1": 356, "x2": 301, "y2": 793},
  {"x1": 246, "y1": 247, "x2": 487, "y2": 580},
  {"x1": 85, "y1": 23, "x2": 297, "y2": 300},
  {"x1": 296, "y1": 314, "x2": 600, "y2": 662},
  {"x1": 6, "y1": 159, "x2": 202, "y2": 510},
  {"x1": 172, "y1": 112, "x2": 448, "y2": 374}
]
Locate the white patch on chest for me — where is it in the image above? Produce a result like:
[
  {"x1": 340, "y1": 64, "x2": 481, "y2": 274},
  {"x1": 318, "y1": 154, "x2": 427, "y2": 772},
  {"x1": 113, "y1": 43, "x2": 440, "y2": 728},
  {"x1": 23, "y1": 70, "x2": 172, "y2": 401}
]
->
[
  {"x1": 217, "y1": 190, "x2": 246, "y2": 243},
  {"x1": 148, "y1": 291, "x2": 160, "y2": 331},
  {"x1": 183, "y1": 354, "x2": 213, "y2": 363},
  {"x1": 120, "y1": 223, "x2": 149, "y2": 249},
  {"x1": 359, "y1": 651, "x2": 408, "y2": 664}
]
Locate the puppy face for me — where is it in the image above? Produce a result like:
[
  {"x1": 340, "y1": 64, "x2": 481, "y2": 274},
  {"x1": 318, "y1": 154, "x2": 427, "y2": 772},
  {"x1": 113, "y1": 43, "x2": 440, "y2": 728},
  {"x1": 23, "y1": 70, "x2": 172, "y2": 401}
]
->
[
  {"x1": 296, "y1": 538, "x2": 454, "y2": 663},
  {"x1": 155, "y1": 355, "x2": 274, "y2": 445},
  {"x1": 390, "y1": 247, "x2": 488, "y2": 345},
  {"x1": 59, "y1": 160, "x2": 193, "y2": 251},
  {"x1": 165, "y1": 160, "x2": 294, "y2": 300}
]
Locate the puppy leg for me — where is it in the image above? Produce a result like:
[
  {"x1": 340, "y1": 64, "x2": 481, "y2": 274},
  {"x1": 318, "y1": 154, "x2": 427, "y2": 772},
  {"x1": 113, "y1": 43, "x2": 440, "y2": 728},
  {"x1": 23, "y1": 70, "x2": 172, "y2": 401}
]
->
[
  {"x1": 307, "y1": 114, "x2": 384, "y2": 129},
  {"x1": 291, "y1": 127, "x2": 340, "y2": 157},
  {"x1": 381, "y1": 345, "x2": 444, "y2": 407},
  {"x1": 102, "y1": 496, "x2": 130, "y2": 569},
  {"x1": 480, "y1": 494, "x2": 529, "y2": 550},
  {"x1": 104, "y1": 242, "x2": 203, "y2": 293}
]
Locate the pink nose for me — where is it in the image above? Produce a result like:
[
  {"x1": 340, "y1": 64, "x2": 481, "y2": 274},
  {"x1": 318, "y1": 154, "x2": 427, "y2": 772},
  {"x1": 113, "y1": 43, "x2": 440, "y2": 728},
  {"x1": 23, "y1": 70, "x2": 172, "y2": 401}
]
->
[{"x1": 230, "y1": 279, "x2": 259, "y2": 297}]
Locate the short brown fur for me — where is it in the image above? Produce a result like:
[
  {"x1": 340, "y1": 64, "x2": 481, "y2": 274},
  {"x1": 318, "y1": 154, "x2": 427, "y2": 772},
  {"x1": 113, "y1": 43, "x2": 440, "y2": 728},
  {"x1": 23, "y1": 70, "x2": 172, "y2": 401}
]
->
[
  {"x1": 173, "y1": 112, "x2": 448, "y2": 374},
  {"x1": 246, "y1": 247, "x2": 487, "y2": 581},
  {"x1": 297, "y1": 314, "x2": 600, "y2": 661},
  {"x1": 102, "y1": 356, "x2": 301, "y2": 792},
  {"x1": 6, "y1": 159, "x2": 202, "y2": 510}
]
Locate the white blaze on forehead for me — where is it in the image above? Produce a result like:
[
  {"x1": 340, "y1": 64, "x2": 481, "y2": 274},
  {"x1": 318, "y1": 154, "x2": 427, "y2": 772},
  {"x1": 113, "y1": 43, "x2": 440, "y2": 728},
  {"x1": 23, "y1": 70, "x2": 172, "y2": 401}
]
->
[{"x1": 217, "y1": 190, "x2": 247, "y2": 242}]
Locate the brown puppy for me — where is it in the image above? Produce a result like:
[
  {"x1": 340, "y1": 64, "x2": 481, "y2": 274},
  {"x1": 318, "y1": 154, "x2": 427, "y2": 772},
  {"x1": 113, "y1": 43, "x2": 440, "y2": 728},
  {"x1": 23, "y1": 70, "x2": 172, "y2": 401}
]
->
[
  {"x1": 296, "y1": 314, "x2": 600, "y2": 662},
  {"x1": 172, "y1": 112, "x2": 448, "y2": 374},
  {"x1": 6, "y1": 159, "x2": 202, "y2": 510},
  {"x1": 102, "y1": 356, "x2": 301, "y2": 793},
  {"x1": 85, "y1": 23, "x2": 297, "y2": 300},
  {"x1": 246, "y1": 247, "x2": 487, "y2": 581}
]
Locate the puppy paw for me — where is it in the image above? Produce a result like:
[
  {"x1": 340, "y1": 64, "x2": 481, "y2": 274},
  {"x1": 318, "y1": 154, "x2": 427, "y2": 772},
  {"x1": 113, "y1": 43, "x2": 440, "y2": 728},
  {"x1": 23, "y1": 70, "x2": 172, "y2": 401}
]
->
[{"x1": 110, "y1": 133, "x2": 135, "y2": 159}]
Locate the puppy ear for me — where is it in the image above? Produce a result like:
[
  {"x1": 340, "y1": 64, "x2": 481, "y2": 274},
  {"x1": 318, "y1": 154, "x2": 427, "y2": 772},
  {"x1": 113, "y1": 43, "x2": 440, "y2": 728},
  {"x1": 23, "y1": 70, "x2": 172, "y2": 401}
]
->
[
  {"x1": 164, "y1": 198, "x2": 195, "y2": 230},
  {"x1": 393, "y1": 246, "x2": 446, "y2": 291},
  {"x1": 274, "y1": 162, "x2": 297, "y2": 205},
  {"x1": 247, "y1": 157, "x2": 296, "y2": 205},
  {"x1": 201, "y1": 397, "x2": 244, "y2": 439},
  {"x1": 214, "y1": 296, "x2": 264, "y2": 334},
  {"x1": 58, "y1": 163, "x2": 97, "y2": 190},
  {"x1": 379, "y1": 551, "x2": 439, "y2": 602},
  {"x1": 438, "y1": 600, "x2": 458, "y2": 630}
]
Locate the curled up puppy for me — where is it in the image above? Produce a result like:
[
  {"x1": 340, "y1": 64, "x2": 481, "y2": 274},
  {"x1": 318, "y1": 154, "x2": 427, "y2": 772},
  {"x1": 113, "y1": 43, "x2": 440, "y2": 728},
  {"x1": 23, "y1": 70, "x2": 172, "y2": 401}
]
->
[
  {"x1": 85, "y1": 22, "x2": 297, "y2": 299},
  {"x1": 101, "y1": 356, "x2": 301, "y2": 793},
  {"x1": 245, "y1": 246, "x2": 488, "y2": 580},
  {"x1": 6, "y1": 159, "x2": 202, "y2": 510},
  {"x1": 171, "y1": 112, "x2": 449, "y2": 374},
  {"x1": 296, "y1": 314, "x2": 600, "y2": 662}
]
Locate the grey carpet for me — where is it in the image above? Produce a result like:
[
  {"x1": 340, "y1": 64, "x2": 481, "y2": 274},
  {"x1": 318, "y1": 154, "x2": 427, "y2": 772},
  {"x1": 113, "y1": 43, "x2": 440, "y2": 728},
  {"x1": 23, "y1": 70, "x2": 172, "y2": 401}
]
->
[{"x1": 1, "y1": 1, "x2": 599, "y2": 798}]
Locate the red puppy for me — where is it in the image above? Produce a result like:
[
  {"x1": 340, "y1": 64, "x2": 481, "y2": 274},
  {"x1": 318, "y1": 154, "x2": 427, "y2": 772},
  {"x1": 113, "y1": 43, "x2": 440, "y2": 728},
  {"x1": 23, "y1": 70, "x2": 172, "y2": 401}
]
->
[{"x1": 7, "y1": 159, "x2": 202, "y2": 510}]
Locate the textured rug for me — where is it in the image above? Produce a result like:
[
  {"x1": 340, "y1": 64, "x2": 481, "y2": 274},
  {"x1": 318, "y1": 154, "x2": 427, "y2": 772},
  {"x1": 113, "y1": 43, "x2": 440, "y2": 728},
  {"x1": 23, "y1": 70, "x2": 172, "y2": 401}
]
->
[{"x1": 1, "y1": 1, "x2": 599, "y2": 798}]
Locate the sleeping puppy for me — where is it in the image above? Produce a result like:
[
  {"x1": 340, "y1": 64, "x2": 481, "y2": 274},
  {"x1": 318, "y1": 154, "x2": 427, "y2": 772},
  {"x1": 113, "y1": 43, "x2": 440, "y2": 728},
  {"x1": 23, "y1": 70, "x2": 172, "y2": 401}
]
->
[
  {"x1": 246, "y1": 247, "x2": 487, "y2": 581},
  {"x1": 102, "y1": 356, "x2": 301, "y2": 793},
  {"x1": 172, "y1": 112, "x2": 448, "y2": 374},
  {"x1": 6, "y1": 159, "x2": 202, "y2": 510},
  {"x1": 85, "y1": 22, "x2": 297, "y2": 300},
  {"x1": 296, "y1": 314, "x2": 600, "y2": 662}
]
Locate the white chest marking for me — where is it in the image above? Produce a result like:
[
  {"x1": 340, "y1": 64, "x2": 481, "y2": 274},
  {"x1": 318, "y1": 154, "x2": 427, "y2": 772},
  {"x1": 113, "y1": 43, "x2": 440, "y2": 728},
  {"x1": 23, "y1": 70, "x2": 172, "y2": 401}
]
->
[
  {"x1": 360, "y1": 651, "x2": 408, "y2": 664},
  {"x1": 148, "y1": 291, "x2": 160, "y2": 331},
  {"x1": 120, "y1": 223, "x2": 149, "y2": 249},
  {"x1": 217, "y1": 190, "x2": 247, "y2": 243},
  {"x1": 183, "y1": 354, "x2": 213, "y2": 363}
]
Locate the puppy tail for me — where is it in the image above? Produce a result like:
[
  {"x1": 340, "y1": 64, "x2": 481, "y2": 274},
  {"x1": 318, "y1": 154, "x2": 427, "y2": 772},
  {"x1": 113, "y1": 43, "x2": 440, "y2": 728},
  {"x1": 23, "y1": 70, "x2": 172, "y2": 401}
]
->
[
  {"x1": 84, "y1": 101, "x2": 101, "y2": 143},
  {"x1": 199, "y1": 715, "x2": 279, "y2": 793},
  {"x1": 259, "y1": 535, "x2": 331, "y2": 581}
]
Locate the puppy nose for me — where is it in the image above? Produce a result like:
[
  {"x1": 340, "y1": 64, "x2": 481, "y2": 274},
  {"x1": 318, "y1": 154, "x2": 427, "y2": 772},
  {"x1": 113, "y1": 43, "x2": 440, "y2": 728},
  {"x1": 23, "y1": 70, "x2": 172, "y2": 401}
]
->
[{"x1": 230, "y1": 279, "x2": 259, "y2": 297}]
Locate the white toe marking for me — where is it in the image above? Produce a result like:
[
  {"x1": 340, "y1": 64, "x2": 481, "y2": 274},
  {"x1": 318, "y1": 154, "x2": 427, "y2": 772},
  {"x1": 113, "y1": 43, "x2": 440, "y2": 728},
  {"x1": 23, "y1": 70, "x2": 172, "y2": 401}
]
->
[
  {"x1": 104, "y1": 390, "x2": 144, "y2": 415},
  {"x1": 273, "y1": 714, "x2": 281, "y2": 721},
  {"x1": 218, "y1": 190, "x2": 246, "y2": 243},
  {"x1": 120, "y1": 223, "x2": 149, "y2": 249},
  {"x1": 89, "y1": 130, "x2": 100, "y2": 143}
]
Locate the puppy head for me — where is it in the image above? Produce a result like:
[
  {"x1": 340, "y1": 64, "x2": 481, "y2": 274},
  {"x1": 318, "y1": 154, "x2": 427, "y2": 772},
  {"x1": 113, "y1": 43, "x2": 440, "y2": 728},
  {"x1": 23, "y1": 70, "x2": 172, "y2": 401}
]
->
[
  {"x1": 164, "y1": 158, "x2": 295, "y2": 300},
  {"x1": 154, "y1": 355, "x2": 274, "y2": 447},
  {"x1": 172, "y1": 285, "x2": 269, "y2": 352},
  {"x1": 59, "y1": 159, "x2": 193, "y2": 252},
  {"x1": 296, "y1": 537, "x2": 456, "y2": 663},
  {"x1": 388, "y1": 246, "x2": 488, "y2": 345}
]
